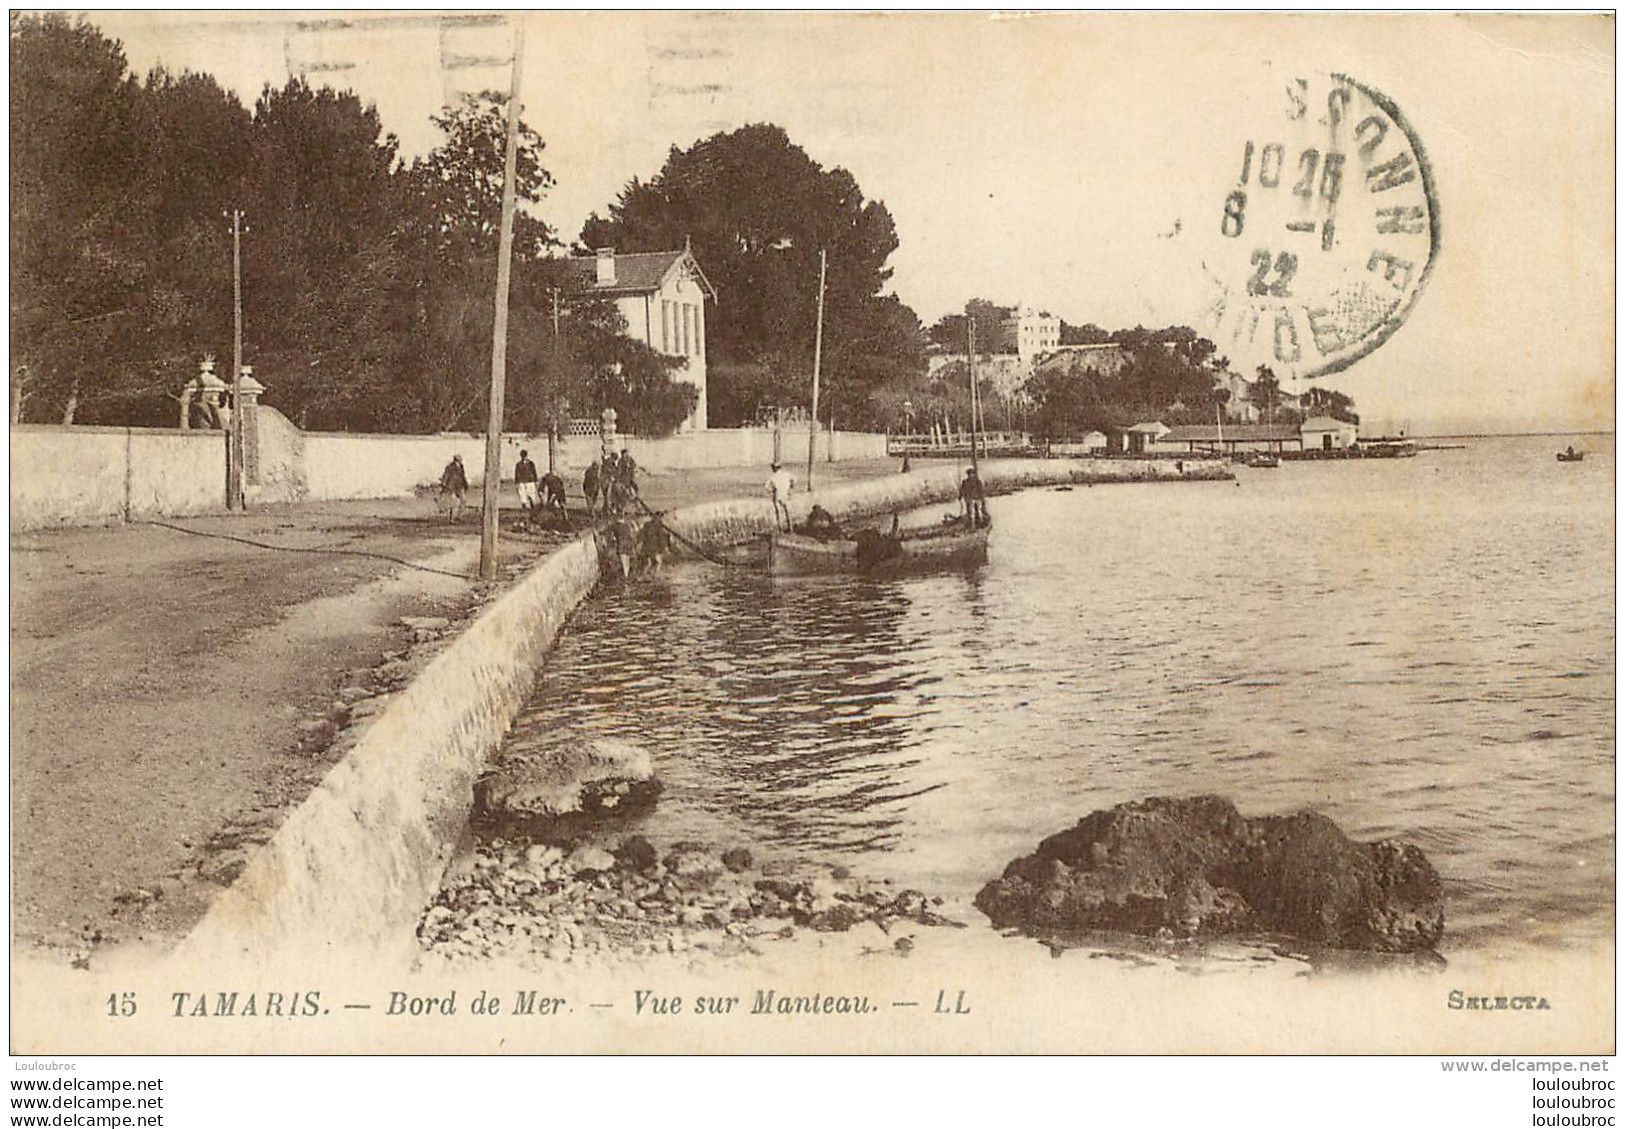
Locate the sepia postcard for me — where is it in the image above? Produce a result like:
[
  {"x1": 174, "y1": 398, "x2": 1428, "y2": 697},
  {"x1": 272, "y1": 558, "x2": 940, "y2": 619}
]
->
[{"x1": 9, "y1": 11, "x2": 1615, "y2": 1059}]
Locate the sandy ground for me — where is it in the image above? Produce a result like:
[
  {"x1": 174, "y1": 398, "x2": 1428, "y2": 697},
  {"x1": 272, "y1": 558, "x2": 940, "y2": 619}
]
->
[{"x1": 9, "y1": 459, "x2": 898, "y2": 964}]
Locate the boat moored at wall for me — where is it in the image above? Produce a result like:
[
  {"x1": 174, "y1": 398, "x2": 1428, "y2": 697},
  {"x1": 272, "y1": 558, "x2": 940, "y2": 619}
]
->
[{"x1": 769, "y1": 518, "x2": 990, "y2": 576}]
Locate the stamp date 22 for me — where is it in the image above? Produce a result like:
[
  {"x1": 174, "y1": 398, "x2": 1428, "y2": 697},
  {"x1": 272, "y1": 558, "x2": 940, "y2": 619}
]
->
[{"x1": 1201, "y1": 73, "x2": 1439, "y2": 383}]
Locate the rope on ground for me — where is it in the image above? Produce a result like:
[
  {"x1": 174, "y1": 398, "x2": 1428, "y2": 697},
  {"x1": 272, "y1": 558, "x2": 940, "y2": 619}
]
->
[
  {"x1": 135, "y1": 519, "x2": 473, "y2": 579},
  {"x1": 631, "y1": 495, "x2": 765, "y2": 570}
]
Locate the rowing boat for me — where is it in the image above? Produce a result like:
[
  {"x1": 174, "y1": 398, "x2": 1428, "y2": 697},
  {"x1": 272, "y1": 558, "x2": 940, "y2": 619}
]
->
[{"x1": 769, "y1": 518, "x2": 990, "y2": 576}]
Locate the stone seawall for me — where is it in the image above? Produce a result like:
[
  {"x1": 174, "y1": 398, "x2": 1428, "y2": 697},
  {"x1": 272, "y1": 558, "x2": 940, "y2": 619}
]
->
[
  {"x1": 175, "y1": 536, "x2": 603, "y2": 970},
  {"x1": 176, "y1": 456, "x2": 1227, "y2": 968},
  {"x1": 664, "y1": 456, "x2": 1230, "y2": 545}
]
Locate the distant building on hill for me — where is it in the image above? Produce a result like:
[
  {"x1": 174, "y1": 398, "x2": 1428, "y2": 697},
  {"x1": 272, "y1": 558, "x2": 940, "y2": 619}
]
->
[
  {"x1": 1001, "y1": 307, "x2": 1060, "y2": 363},
  {"x1": 562, "y1": 245, "x2": 718, "y2": 431}
]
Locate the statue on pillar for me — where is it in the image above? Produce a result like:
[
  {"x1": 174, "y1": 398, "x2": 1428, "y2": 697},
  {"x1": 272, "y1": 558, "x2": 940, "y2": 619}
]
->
[{"x1": 193, "y1": 357, "x2": 227, "y2": 429}]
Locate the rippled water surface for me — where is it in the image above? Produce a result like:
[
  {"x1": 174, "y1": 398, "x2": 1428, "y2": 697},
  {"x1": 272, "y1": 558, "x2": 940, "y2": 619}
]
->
[{"x1": 506, "y1": 435, "x2": 1614, "y2": 950}]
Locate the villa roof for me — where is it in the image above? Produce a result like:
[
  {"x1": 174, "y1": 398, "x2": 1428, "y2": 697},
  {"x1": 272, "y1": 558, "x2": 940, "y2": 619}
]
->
[{"x1": 561, "y1": 249, "x2": 717, "y2": 301}]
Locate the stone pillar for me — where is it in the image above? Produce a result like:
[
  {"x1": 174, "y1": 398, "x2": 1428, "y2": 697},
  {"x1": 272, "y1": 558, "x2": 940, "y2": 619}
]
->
[
  {"x1": 600, "y1": 406, "x2": 617, "y2": 462},
  {"x1": 193, "y1": 357, "x2": 230, "y2": 501},
  {"x1": 235, "y1": 366, "x2": 264, "y2": 485}
]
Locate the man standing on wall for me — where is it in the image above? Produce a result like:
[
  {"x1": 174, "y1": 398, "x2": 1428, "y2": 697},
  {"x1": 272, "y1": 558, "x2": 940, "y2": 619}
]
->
[{"x1": 767, "y1": 460, "x2": 795, "y2": 531}]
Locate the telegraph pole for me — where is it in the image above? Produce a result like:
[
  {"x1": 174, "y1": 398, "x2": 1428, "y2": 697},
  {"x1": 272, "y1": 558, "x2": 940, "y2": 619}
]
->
[
  {"x1": 549, "y1": 286, "x2": 561, "y2": 474},
  {"x1": 966, "y1": 309, "x2": 979, "y2": 471},
  {"x1": 228, "y1": 208, "x2": 245, "y2": 511},
  {"x1": 478, "y1": 21, "x2": 525, "y2": 581},
  {"x1": 805, "y1": 248, "x2": 827, "y2": 491}
]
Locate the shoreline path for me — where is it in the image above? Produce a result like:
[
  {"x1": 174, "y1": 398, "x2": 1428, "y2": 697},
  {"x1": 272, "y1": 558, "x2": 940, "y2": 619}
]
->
[{"x1": 9, "y1": 460, "x2": 897, "y2": 962}]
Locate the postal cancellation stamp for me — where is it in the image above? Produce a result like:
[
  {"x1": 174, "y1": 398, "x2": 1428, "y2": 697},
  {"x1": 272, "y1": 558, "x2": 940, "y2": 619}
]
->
[{"x1": 1199, "y1": 73, "x2": 1440, "y2": 383}]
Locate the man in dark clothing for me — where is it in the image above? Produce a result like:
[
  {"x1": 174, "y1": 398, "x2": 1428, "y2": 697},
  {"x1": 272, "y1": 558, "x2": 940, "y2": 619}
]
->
[
  {"x1": 583, "y1": 461, "x2": 601, "y2": 516},
  {"x1": 514, "y1": 449, "x2": 540, "y2": 516},
  {"x1": 637, "y1": 514, "x2": 672, "y2": 573},
  {"x1": 618, "y1": 450, "x2": 639, "y2": 504},
  {"x1": 602, "y1": 452, "x2": 622, "y2": 515},
  {"x1": 959, "y1": 467, "x2": 988, "y2": 527},
  {"x1": 801, "y1": 504, "x2": 839, "y2": 540},
  {"x1": 440, "y1": 454, "x2": 469, "y2": 522},
  {"x1": 541, "y1": 467, "x2": 566, "y2": 511}
]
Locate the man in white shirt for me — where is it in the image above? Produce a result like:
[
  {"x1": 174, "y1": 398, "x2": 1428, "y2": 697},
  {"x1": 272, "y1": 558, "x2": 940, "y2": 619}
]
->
[{"x1": 766, "y1": 461, "x2": 795, "y2": 531}]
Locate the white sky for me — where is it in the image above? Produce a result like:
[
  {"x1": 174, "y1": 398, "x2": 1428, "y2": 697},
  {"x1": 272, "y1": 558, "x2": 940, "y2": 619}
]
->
[{"x1": 86, "y1": 11, "x2": 1615, "y2": 436}]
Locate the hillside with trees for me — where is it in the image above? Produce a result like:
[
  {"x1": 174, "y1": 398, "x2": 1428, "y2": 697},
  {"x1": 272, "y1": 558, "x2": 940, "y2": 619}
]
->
[{"x1": 10, "y1": 12, "x2": 693, "y2": 435}]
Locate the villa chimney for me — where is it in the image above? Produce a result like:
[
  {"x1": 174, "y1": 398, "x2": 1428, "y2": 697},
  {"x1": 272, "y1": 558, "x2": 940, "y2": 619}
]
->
[{"x1": 595, "y1": 247, "x2": 616, "y2": 286}]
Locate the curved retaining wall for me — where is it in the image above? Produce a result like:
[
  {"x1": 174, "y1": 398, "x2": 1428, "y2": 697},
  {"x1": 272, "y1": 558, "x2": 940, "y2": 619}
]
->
[
  {"x1": 176, "y1": 536, "x2": 603, "y2": 970},
  {"x1": 177, "y1": 456, "x2": 1227, "y2": 969},
  {"x1": 664, "y1": 455, "x2": 1230, "y2": 545}
]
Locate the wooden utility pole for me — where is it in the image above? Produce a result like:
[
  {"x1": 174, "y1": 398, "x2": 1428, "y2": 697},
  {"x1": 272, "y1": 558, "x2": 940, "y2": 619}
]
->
[
  {"x1": 805, "y1": 248, "x2": 827, "y2": 491},
  {"x1": 478, "y1": 21, "x2": 525, "y2": 581},
  {"x1": 548, "y1": 286, "x2": 561, "y2": 474},
  {"x1": 966, "y1": 309, "x2": 980, "y2": 472},
  {"x1": 228, "y1": 208, "x2": 245, "y2": 511}
]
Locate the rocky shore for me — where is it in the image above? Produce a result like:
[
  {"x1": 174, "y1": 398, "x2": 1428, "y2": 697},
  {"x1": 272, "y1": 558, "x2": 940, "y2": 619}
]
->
[
  {"x1": 974, "y1": 795, "x2": 1445, "y2": 953},
  {"x1": 417, "y1": 834, "x2": 962, "y2": 969}
]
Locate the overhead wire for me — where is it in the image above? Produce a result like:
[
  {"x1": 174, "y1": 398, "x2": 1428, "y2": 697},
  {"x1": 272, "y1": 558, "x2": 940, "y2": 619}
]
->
[{"x1": 135, "y1": 519, "x2": 474, "y2": 579}]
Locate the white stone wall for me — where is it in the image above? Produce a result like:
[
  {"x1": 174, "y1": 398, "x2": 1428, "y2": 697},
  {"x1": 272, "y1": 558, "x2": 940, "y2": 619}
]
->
[
  {"x1": 11, "y1": 425, "x2": 226, "y2": 528},
  {"x1": 11, "y1": 421, "x2": 889, "y2": 527}
]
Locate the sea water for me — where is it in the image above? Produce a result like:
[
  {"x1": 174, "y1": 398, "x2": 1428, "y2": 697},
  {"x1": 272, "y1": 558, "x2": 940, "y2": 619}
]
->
[{"x1": 503, "y1": 434, "x2": 1614, "y2": 952}]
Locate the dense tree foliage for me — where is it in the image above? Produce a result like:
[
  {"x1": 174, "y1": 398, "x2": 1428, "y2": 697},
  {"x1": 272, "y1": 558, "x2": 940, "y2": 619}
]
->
[
  {"x1": 1022, "y1": 326, "x2": 1229, "y2": 439},
  {"x1": 868, "y1": 361, "x2": 1003, "y2": 439},
  {"x1": 10, "y1": 15, "x2": 251, "y2": 425},
  {"x1": 14, "y1": 15, "x2": 1352, "y2": 444},
  {"x1": 10, "y1": 14, "x2": 695, "y2": 435},
  {"x1": 579, "y1": 123, "x2": 923, "y2": 428},
  {"x1": 1059, "y1": 320, "x2": 1113, "y2": 346},
  {"x1": 927, "y1": 298, "x2": 1013, "y2": 354},
  {"x1": 1019, "y1": 325, "x2": 1355, "y2": 438},
  {"x1": 1301, "y1": 384, "x2": 1360, "y2": 424}
]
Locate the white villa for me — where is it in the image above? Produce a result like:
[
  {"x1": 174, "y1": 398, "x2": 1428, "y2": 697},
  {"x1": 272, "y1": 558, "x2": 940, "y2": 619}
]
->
[
  {"x1": 1001, "y1": 306, "x2": 1061, "y2": 364},
  {"x1": 563, "y1": 246, "x2": 718, "y2": 431}
]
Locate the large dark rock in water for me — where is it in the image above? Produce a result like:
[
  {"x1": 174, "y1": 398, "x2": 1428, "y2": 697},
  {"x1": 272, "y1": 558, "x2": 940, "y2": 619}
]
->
[
  {"x1": 974, "y1": 796, "x2": 1443, "y2": 952},
  {"x1": 474, "y1": 738, "x2": 661, "y2": 839}
]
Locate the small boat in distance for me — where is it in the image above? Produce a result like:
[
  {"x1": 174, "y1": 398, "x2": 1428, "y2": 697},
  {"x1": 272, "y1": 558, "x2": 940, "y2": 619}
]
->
[
  {"x1": 770, "y1": 516, "x2": 990, "y2": 577},
  {"x1": 1243, "y1": 452, "x2": 1280, "y2": 468},
  {"x1": 1557, "y1": 446, "x2": 1585, "y2": 463}
]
